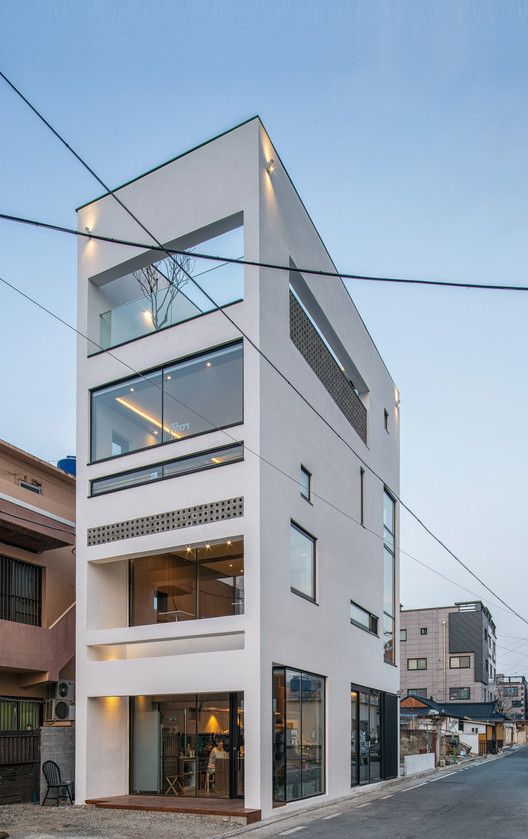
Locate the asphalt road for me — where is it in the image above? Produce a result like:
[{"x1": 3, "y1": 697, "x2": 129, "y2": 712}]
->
[{"x1": 246, "y1": 747, "x2": 528, "y2": 839}]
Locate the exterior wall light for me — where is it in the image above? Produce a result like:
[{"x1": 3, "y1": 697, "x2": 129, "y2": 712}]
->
[{"x1": 266, "y1": 159, "x2": 275, "y2": 174}]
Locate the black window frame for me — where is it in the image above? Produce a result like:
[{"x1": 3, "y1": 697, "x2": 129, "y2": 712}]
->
[
  {"x1": 89, "y1": 339, "x2": 244, "y2": 464},
  {"x1": 407, "y1": 658, "x2": 427, "y2": 671},
  {"x1": 299, "y1": 465, "x2": 312, "y2": 502},
  {"x1": 90, "y1": 442, "x2": 244, "y2": 497},
  {"x1": 449, "y1": 655, "x2": 471, "y2": 669},
  {"x1": 0, "y1": 555, "x2": 42, "y2": 627},
  {"x1": 350, "y1": 600, "x2": 379, "y2": 636},
  {"x1": 273, "y1": 666, "x2": 326, "y2": 803},
  {"x1": 400, "y1": 628, "x2": 407, "y2": 642},
  {"x1": 420, "y1": 627, "x2": 428, "y2": 635},
  {"x1": 449, "y1": 687, "x2": 471, "y2": 700},
  {"x1": 290, "y1": 521, "x2": 317, "y2": 604}
]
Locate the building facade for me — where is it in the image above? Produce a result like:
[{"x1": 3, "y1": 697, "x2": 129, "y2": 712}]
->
[
  {"x1": 495, "y1": 675, "x2": 527, "y2": 720},
  {"x1": 400, "y1": 601, "x2": 497, "y2": 704},
  {"x1": 0, "y1": 440, "x2": 75, "y2": 803},
  {"x1": 75, "y1": 117, "x2": 400, "y2": 818}
]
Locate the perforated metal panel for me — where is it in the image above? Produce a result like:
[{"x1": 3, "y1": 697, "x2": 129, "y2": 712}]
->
[{"x1": 87, "y1": 496, "x2": 244, "y2": 546}]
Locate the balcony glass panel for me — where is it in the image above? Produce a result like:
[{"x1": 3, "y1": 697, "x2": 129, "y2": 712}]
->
[{"x1": 91, "y1": 226, "x2": 243, "y2": 354}]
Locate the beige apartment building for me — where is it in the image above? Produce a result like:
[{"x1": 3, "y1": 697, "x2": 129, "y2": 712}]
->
[
  {"x1": 0, "y1": 440, "x2": 76, "y2": 724},
  {"x1": 400, "y1": 601, "x2": 497, "y2": 704}
]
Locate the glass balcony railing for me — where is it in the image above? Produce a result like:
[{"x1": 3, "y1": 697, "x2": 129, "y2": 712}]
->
[{"x1": 98, "y1": 259, "x2": 244, "y2": 351}]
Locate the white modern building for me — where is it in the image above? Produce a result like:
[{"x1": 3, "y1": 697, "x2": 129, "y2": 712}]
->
[{"x1": 75, "y1": 117, "x2": 400, "y2": 819}]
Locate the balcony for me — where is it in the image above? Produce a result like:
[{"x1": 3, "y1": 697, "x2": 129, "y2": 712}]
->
[{"x1": 89, "y1": 225, "x2": 244, "y2": 354}]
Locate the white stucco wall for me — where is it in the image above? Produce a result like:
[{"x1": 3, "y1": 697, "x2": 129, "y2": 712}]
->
[{"x1": 75, "y1": 118, "x2": 400, "y2": 817}]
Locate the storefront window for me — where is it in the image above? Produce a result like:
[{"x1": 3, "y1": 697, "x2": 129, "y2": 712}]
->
[
  {"x1": 351, "y1": 686, "x2": 381, "y2": 786},
  {"x1": 272, "y1": 667, "x2": 325, "y2": 802}
]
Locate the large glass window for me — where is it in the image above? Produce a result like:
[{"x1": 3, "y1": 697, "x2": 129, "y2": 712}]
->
[
  {"x1": 131, "y1": 691, "x2": 244, "y2": 798},
  {"x1": 383, "y1": 490, "x2": 396, "y2": 664},
  {"x1": 272, "y1": 668, "x2": 325, "y2": 803},
  {"x1": 90, "y1": 443, "x2": 243, "y2": 496},
  {"x1": 129, "y1": 538, "x2": 244, "y2": 625},
  {"x1": 90, "y1": 342, "x2": 243, "y2": 462},
  {"x1": 290, "y1": 523, "x2": 316, "y2": 601},
  {"x1": 92, "y1": 224, "x2": 244, "y2": 353},
  {"x1": 351, "y1": 686, "x2": 381, "y2": 786},
  {"x1": 449, "y1": 687, "x2": 470, "y2": 700},
  {"x1": 0, "y1": 556, "x2": 42, "y2": 626}
]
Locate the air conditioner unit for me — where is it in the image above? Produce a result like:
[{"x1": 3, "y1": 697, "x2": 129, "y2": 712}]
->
[
  {"x1": 49, "y1": 680, "x2": 75, "y2": 702},
  {"x1": 45, "y1": 699, "x2": 75, "y2": 723}
]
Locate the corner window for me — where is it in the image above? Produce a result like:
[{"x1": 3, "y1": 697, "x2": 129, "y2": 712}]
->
[
  {"x1": 407, "y1": 658, "x2": 427, "y2": 671},
  {"x1": 400, "y1": 629, "x2": 407, "y2": 642},
  {"x1": 350, "y1": 601, "x2": 378, "y2": 635},
  {"x1": 450, "y1": 656, "x2": 470, "y2": 669},
  {"x1": 290, "y1": 523, "x2": 316, "y2": 602},
  {"x1": 90, "y1": 342, "x2": 243, "y2": 462},
  {"x1": 420, "y1": 627, "x2": 428, "y2": 636},
  {"x1": 300, "y1": 465, "x2": 311, "y2": 501}
]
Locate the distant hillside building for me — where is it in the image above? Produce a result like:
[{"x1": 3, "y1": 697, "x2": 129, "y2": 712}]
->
[
  {"x1": 400, "y1": 601, "x2": 497, "y2": 703},
  {"x1": 495, "y1": 675, "x2": 527, "y2": 720}
]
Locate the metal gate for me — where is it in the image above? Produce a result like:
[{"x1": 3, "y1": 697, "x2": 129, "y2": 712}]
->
[{"x1": 0, "y1": 730, "x2": 40, "y2": 804}]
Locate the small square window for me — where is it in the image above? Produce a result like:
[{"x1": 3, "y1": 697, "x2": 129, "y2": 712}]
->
[
  {"x1": 420, "y1": 627, "x2": 428, "y2": 636},
  {"x1": 300, "y1": 466, "x2": 311, "y2": 501}
]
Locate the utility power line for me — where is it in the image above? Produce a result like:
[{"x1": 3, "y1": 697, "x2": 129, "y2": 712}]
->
[
  {"x1": 1, "y1": 69, "x2": 527, "y2": 634},
  {"x1": 2, "y1": 211, "x2": 528, "y2": 294}
]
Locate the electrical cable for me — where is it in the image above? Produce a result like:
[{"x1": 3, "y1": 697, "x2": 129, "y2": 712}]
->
[
  {"x1": 1, "y1": 69, "x2": 527, "y2": 634},
  {"x1": 3, "y1": 211, "x2": 528, "y2": 293}
]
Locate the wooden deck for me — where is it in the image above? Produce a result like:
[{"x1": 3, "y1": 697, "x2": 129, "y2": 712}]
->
[{"x1": 86, "y1": 795, "x2": 262, "y2": 824}]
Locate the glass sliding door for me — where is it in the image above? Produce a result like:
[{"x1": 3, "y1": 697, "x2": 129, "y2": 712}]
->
[
  {"x1": 272, "y1": 667, "x2": 325, "y2": 803},
  {"x1": 359, "y1": 691, "x2": 369, "y2": 784}
]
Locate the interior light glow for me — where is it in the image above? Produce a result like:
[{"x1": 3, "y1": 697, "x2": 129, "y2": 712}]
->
[
  {"x1": 114, "y1": 397, "x2": 182, "y2": 438},
  {"x1": 206, "y1": 361, "x2": 212, "y2": 368},
  {"x1": 210, "y1": 456, "x2": 222, "y2": 464},
  {"x1": 142, "y1": 309, "x2": 154, "y2": 324}
]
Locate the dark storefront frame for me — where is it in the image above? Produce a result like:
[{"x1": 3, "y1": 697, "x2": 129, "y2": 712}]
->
[
  {"x1": 272, "y1": 667, "x2": 325, "y2": 804},
  {"x1": 351, "y1": 685, "x2": 398, "y2": 787}
]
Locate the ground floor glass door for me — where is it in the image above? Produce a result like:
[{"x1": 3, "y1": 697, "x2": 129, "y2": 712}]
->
[
  {"x1": 130, "y1": 692, "x2": 244, "y2": 799},
  {"x1": 351, "y1": 685, "x2": 381, "y2": 786}
]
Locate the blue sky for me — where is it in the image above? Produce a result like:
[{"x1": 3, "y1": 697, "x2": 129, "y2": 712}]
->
[{"x1": 1, "y1": 1, "x2": 528, "y2": 675}]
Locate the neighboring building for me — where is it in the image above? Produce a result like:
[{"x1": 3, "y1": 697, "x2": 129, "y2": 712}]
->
[
  {"x1": 495, "y1": 675, "x2": 528, "y2": 720},
  {"x1": 0, "y1": 440, "x2": 76, "y2": 803},
  {"x1": 400, "y1": 694, "x2": 506, "y2": 764},
  {"x1": 75, "y1": 117, "x2": 401, "y2": 818},
  {"x1": 400, "y1": 601, "x2": 497, "y2": 704}
]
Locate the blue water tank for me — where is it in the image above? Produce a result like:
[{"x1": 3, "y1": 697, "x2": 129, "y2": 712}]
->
[{"x1": 57, "y1": 455, "x2": 76, "y2": 476}]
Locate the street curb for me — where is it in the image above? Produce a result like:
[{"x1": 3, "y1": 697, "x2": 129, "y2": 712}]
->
[{"x1": 214, "y1": 746, "x2": 521, "y2": 838}]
